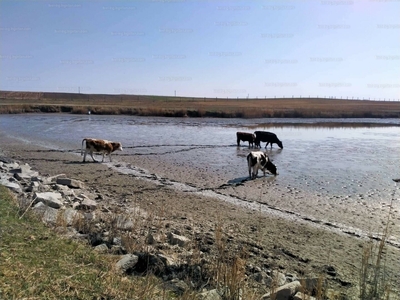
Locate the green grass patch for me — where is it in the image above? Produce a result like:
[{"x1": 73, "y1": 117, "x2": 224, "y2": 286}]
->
[{"x1": 0, "y1": 186, "x2": 173, "y2": 299}]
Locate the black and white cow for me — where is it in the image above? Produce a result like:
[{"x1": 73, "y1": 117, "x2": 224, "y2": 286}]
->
[
  {"x1": 81, "y1": 138, "x2": 123, "y2": 162},
  {"x1": 236, "y1": 132, "x2": 256, "y2": 148},
  {"x1": 247, "y1": 151, "x2": 277, "y2": 179},
  {"x1": 254, "y1": 131, "x2": 283, "y2": 149}
]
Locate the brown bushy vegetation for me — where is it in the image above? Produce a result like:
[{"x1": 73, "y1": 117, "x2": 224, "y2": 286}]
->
[{"x1": 1, "y1": 90, "x2": 400, "y2": 118}]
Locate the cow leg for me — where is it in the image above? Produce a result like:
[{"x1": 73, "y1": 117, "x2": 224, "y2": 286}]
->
[
  {"x1": 237, "y1": 138, "x2": 240, "y2": 146},
  {"x1": 248, "y1": 162, "x2": 252, "y2": 178},
  {"x1": 90, "y1": 151, "x2": 97, "y2": 162},
  {"x1": 83, "y1": 150, "x2": 87, "y2": 162},
  {"x1": 252, "y1": 167, "x2": 258, "y2": 179},
  {"x1": 109, "y1": 153, "x2": 112, "y2": 162}
]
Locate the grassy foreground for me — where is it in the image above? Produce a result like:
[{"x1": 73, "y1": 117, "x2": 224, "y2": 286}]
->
[
  {"x1": 1, "y1": 90, "x2": 400, "y2": 118},
  {"x1": 0, "y1": 186, "x2": 175, "y2": 300}
]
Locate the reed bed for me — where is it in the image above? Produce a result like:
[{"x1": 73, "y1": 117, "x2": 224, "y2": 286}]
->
[{"x1": 1, "y1": 91, "x2": 400, "y2": 118}]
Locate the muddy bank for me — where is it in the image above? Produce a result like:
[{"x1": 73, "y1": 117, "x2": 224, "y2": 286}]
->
[{"x1": 1, "y1": 132, "x2": 399, "y2": 297}]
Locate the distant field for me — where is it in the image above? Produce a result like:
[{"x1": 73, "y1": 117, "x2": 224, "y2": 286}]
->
[{"x1": 1, "y1": 90, "x2": 400, "y2": 118}]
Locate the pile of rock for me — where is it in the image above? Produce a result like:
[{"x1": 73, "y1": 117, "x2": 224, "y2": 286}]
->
[{"x1": 0, "y1": 156, "x2": 345, "y2": 300}]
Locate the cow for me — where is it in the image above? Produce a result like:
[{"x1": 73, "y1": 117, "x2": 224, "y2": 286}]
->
[
  {"x1": 254, "y1": 131, "x2": 283, "y2": 149},
  {"x1": 236, "y1": 132, "x2": 256, "y2": 148},
  {"x1": 247, "y1": 151, "x2": 277, "y2": 179},
  {"x1": 81, "y1": 138, "x2": 123, "y2": 163}
]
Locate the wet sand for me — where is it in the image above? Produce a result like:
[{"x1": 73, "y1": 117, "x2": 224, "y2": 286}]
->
[{"x1": 1, "y1": 132, "x2": 399, "y2": 297}]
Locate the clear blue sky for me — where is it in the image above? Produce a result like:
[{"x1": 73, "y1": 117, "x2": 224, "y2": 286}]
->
[{"x1": 1, "y1": 0, "x2": 399, "y2": 100}]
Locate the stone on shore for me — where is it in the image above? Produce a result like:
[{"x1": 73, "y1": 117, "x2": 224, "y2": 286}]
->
[
  {"x1": 34, "y1": 191, "x2": 63, "y2": 209},
  {"x1": 116, "y1": 254, "x2": 139, "y2": 274}
]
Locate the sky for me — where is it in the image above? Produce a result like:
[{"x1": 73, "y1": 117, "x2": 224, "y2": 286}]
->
[{"x1": 1, "y1": 0, "x2": 399, "y2": 100}]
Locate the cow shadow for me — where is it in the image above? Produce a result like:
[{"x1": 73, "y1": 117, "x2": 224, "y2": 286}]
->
[
  {"x1": 227, "y1": 176, "x2": 249, "y2": 185},
  {"x1": 227, "y1": 174, "x2": 277, "y2": 186}
]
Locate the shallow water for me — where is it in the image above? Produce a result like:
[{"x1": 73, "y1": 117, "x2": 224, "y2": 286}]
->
[{"x1": 1, "y1": 114, "x2": 400, "y2": 244}]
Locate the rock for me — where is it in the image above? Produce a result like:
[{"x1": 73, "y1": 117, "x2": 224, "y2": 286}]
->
[
  {"x1": 56, "y1": 178, "x2": 85, "y2": 189},
  {"x1": 196, "y1": 289, "x2": 222, "y2": 300},
  {"x1": 25, "y1": 181, "x2": 40, "y2": 192},
  {"x1": 61, "y1": 208, "x2": 83, "y2": 226},
  {"x1": 116, "y1": 254, "x2": 139, "y2": 274},
  {"x1": 94, "y1": 243, "x2": 109, "y2": 253},
  {"x1": 164, "y1": 278, "x2": 189, "y2": 296},
  {"x1": 77, "y1": 198, "x2": 97, "y2": 210},
  {"x1": 0, "y1": 156, "x2": 14, "y2": 164},
  {"x1": 261, "y1": 280, "x2": 301, "y2": 300},
  {"x1": 168, "y1": 232, "x2": 190, "y2": 247},
  {"x1": 265, "y1": 270, "x2": 286, "y2": 287},
  {"x1": 34, "y1": 192, "x2": 63, "y2": 209},
  {"x1": 10, "y1": 164, "x2": 39, "y2": 181},
  {"x1": 251, "y1": 271, "x2": 268, "y2": 284},
  {"x1": 32, "y1": 202, "x2": 59, "y2": 224},
  {"x1": 293, "y1": 292, "x2": 316, "y2": 300},
  {"x1": 0, "y1": 178, "x2": 22, "y2": 193}
]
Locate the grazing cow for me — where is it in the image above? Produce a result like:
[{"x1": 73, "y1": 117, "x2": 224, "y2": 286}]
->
[
  {"x1": 254, "y1": 131, "x2": 283, "y2": 149},
  {"x1": 81, "y1": 138, "x2": 123, "y2": 163},
  {"x1": 247, "y1": 151, "x2": 277, "y2": 179},
  {"x1": 236, "y1": 132, "x2": 256, "y2": 148}
]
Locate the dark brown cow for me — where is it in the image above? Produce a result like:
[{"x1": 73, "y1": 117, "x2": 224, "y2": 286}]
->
[
  {"x1": 254, "y1": 131, "x2": 283, "y2": 149},
  {"x1": 81, "y1": 138, "x2": 123, "y2": 162},
  {"x1": 236, "y1": 132, "x2": 256, "y2": 148}
]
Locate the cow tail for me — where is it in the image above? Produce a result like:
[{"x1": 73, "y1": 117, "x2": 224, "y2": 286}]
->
[{"x1": 81, "y1": 138, "x2": 86, "y2": 156}]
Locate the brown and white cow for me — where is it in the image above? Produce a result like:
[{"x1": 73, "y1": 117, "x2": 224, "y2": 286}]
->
[
  {"x1": 237, "y1": 132, "x2": 256, "y2": 148},
  {"x1": 81, "y1": 138, "x2": 123, "y2": 163},
  {"x1": 247, "y1": 151, "x2": 277, "y2": 179}
]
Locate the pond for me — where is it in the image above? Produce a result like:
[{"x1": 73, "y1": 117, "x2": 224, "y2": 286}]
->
[{"x1": 1, "y1": 114, "x2": 399, "y2": 245}]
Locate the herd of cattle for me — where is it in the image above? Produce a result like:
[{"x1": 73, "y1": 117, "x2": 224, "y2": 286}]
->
[
  {"x1": 237, "y1": 131, "x2": 282, "y2": 179},
  {"x1": 80, "y1": 130, "x2": 282, "y2": 180}
]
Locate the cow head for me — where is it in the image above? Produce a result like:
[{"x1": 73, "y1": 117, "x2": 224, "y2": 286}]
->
[
  {"x1": 277, "y1": 140, "x2": 283, "y2": 149},
  {"x1": 262, "y1": 156, "x2": 277, "y2": 175},
  {"x1": 111, "y1": 142, "x2": 123, "y2": 152}
]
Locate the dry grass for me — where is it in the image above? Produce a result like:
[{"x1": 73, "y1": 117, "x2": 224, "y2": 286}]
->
[
  {"x1": 359, "y1": 195, "x2": 399, "y2": 300},
  {"x1": 1, "y1": 90, "x2": 400, "y2": 118}
]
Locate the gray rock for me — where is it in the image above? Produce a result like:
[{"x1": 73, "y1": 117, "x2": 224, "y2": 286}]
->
[
  {"x1": 168, "y1": 232, "x2": 190, "y2": 247},
  {"x1": 293, "y1": 292, "x2": 316, "y2": 300},
  {"x1": 32, "y1": 202, "x2": 59, "y2": 224},
  {"x1": 261, "y1": 280, "x2": 301, "y2": 300},
  {"x1": 62, "y1": 208, "x2": 83, "y2": 226},
  {"x1": 94, "y1": 243, "x2": 109, "y2": 253},
  {"x1": 56, "y1": 178, "x2": 85, "y2": 189},
  {"x1": 164, "y1": 279, "x2": 189, "y2": 296},
  {"x1": 76, "y1": 198, "x2": 97, "y2": 210},
  {"x1": 34, "y1": 191, "x2": 63, "y2": 209},
  {"x1": 0, "y1": 178, "x2": 22, "y2": 193},
  {"x1": 116, "y1": 254, "x2": 139, "y2": 274},
  {"x1": 196, "y1": 289, "x2": 222, "y2": 300}
]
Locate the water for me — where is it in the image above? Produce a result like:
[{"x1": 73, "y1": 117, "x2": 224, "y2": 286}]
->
[{"x1": 1, "y1": 114, "x2": 400, "y2": 244}]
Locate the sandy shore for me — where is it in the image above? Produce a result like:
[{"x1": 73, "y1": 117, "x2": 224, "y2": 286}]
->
[{"x1": 1, "y1": 131, "x2": 399, "y2": 297}]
